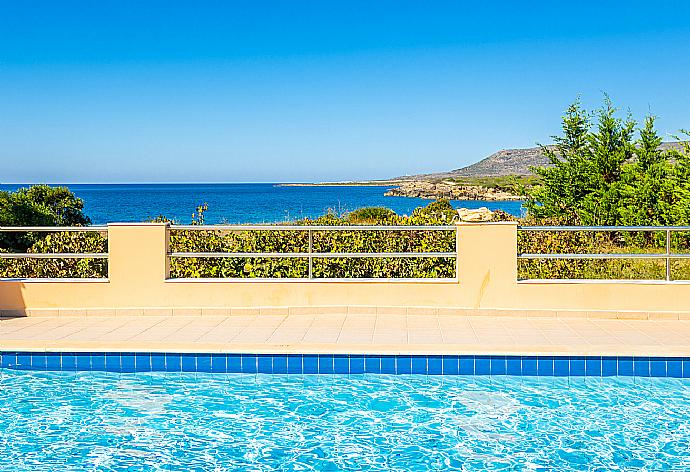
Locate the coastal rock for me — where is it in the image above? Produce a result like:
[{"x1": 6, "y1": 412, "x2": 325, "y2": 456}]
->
[
  {"x1": 384, "y1": 180, "x2": 522, "y2": 201},
  {"x1": 457, "y1": 207, "x2": 494, "y2": 222}
]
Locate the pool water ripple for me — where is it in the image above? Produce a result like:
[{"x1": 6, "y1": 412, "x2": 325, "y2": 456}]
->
[{"x1": 0, "y1": 371, "x2": 689, "y2": 471}]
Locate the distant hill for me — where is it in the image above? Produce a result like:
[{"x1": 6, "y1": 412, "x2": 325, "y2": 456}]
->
[{"x1": 393, "y1": 142, "x2": 687, "y2": 180}]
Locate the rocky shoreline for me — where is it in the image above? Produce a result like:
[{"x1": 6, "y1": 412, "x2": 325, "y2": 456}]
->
[{"x1": 384, "y1": 180, "x2": 522, "y2": 201}]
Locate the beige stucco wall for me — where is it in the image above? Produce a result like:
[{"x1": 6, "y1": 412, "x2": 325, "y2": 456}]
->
[{"x1": 2, "y1": 222, "x2": 690, "y2": 317}]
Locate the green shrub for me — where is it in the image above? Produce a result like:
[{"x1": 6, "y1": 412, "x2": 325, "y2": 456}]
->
[
  {"x1": 0, "y1": 231, "x2": 107, "y2": 278},
  {"x1": 169, "y1": 200, "x2": 457, "y2": 279},
  {"x1": 0, "y1": 185, "x2": 91, "y2": 251}
]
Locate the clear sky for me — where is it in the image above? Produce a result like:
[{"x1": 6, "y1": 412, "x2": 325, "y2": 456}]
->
[{"x1": 2, "y1": 1, "x2": 690, "y2": 183}]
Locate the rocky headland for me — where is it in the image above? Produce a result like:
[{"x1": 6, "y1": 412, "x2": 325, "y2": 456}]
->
[
  {"x1": 384, "y1": 180, "x2": 522, "y2": 201},
  {"x1": 283, "y1": 142, "x2": 687, "y2": 201}
]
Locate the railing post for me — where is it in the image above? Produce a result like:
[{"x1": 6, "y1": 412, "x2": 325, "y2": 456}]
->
[
  {"x1": 455, "y1": 225, "x2": 460, "y2": 281},
  {"x1": 107, "y1": 222, "x2": 170, "y2": 289},
  {"x1": 456, "y1": 222, "x2": 519, "y2": 308},
  {"x1": 666, "y1": 229, "x2": 671, "y2": 281},
  {"x1": 308, "y1": 228, "x2": 313, "y2": 279}
]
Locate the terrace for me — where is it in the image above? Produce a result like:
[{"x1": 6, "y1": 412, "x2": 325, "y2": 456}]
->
[{"x1": 1, "y1": 222, "x2": 690, "y2": 360}]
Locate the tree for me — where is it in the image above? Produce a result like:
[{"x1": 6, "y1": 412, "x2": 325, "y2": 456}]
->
[
  {"x1": 524, "y1": 99, "x2": 593, "y2": 224},
  {"x1": 525, "y1": 98, "x2": 665, "y2": 226},
  {"x1": 618, "y1": 116, "x2": 676, "y2": 226}
]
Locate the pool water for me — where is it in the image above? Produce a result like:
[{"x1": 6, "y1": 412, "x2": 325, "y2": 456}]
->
[{"x1": 0, "y1": 371, "x2": 688, "y2": 471}]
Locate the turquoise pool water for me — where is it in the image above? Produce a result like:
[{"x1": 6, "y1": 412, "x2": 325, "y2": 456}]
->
[{"x1": 1, "y1": 371, "x2": 688, "y2": 471}]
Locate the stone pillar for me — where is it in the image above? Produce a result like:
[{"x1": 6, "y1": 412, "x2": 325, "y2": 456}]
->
[
  {"x1": 456, "y1": 222, "x2": 518, "y2": 308},
  {"x1": 107, "y1": 222, "x2": 170, "y2": 289}
]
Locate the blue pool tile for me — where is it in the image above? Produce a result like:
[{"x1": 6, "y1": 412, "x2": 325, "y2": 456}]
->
[
  {"x1": 490, "y1": 357, "x2": 506, "y2": 375},
  {"x1": 75, "y1": 353, "x2": 91, "y2": 371},
  {"x1": 633, "y1": 357, "x2": 650, "y2": 377},
  {"x1": 303, "y1": 353, "x2": 320, "y2": 374},
  {"x1": 333, "y1": 355, "x2": 349, "y2": 374},
  {"x1": 121, "y1": 353, "x2": 135, "y2": 372},
  {"x1": 241, "y1": 354, "x2": 258, "y2": 374},
  {"x1": 16, "y1": 353, "x2": 31, "y2": 370},
  {"x1": 150, "y1": 353, "x2": 166, "y2": 371},
  {"x1": 212, "y1": 354, "x2": 228, "y2": 373},
  {"x1": 31, "y1": 354, "x2": 47, "y2": 370},
  {"x1": 165, "y1": 353, "x2": 181, "y2": 372},
  {"x1": 522, "y1": 356, "x2": 537, "y2": 376},
  {"x1": 181, "y1": 354, "x2": 196, "y2": 372},
  {"x1": 227, "y1": 355, "x2": 241, "y2": 373},
  {"x1": 553, "y1": 357, "x2": 569, "y2": 376},
  {"x1": 442, "y1": 356, "x2": 459, "y2": 375},
  {"x1": 537, "y1": 357, "x2": 553, "y2": 376},
  {"x1": 428, "y1": 356, "x2": 442, "y2": 375},
  {"x1": 650, "y1": 357, "x2": 667, "y2": 377},
  {"x1": 570, "y1": 357, "x2": 585, "y2": 376},
  {"x1": 411, "y1": 356, "x2": 427, "y2": 374},
  {"x1": 287, "y1": 355, "x2": 302, "y2": 374},
  {"x1": 683, "y1": 359, "x2": 690, "y2": 378},
  {"x1": 197, "y1": 354, "x2": 212, "y2": 373},
  {"x1": 257, "y1": 355, "x2": 272, "y2": 374},
  {"x1": 602, "y1": 357, "x2": 617, "y2": 377},
  {"x1": 61, "y1": 353, "x2": 77, "y2": 371},
  {"x1": 667, "y1": 358, "x2": 682, "y2": 378},
  {"x1": 585, "y1": 357, "x2": 602, "y2": 377},
  {"x1": 135, "y1": 353, "x2": 152, "y2": 372},
  {"x1": 506, "y1": 356, "x2": 521, "y2": 376},
  {"x1": 618, "y1": 357, "x2": 634, "y2": 376},
  {"x1": 90, "y1": 354, "x2": 105, "y2": 371},
  {"x1": 396, "y1": 356, "x2": 412, "y2": 374},
  {"x1": 381, "y1": 356, "x2": 396, "y2": 374},
  {"x1": 365, "y1": 355, "x2": 382, "y2": 374},
  {"x1": 46, "y1": 353, "x2": 62, "y2": 370},
  {"x1": 303, "y1": 355, "x2": 318, "y2": 374},
  {"x1": 271, "y1": 355, "x2": 287, "y2": 374},
  {"x1": 458, "y1": 356, "x2": 474, "y2": 375},
  {"x1": 350, "y1": 355, "x2": 365, "y2": 374},
  {"x1": 475, "y1": 356, "x2": 490, "y2": 375},
  {"x1": 318, "y1": 355, "x2": 334, "y2": 374},
  {"x1": 0, "y1": 352, "x2": 16, "y2": 368},
  {"x1": 8, "y1": 352, "x2": 687, "y2": 379}
]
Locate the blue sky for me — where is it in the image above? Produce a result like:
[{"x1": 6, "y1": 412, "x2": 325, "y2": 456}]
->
[{"x1": 2, "y1": 1, "x2": 690, "y2": 183}]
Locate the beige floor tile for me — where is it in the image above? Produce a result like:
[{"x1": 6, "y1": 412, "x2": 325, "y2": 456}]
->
[
  {"x1": 304, "y1": 332, "x2": 340, "y2": 343},
  {"x1": 231, "y1": 328, "x2": 276, "y2": 343},
  {"x1": 268, "y1": 329, "x2": 307, "y2": 343},
  {"x1": 408, "y1": 334, "x2": 444, "y2": 344},
  {"x1": 375, "y1": 315, "x2": 407, "y2": 329},
  {"x1": 311, "y1": 314, "x2": 347, "y2": 328},
  {"x1": 196, "y1": 327, "x2": 246, "y2": 343},
  {"x1": 200, "y1": 307, "x2": 230, "y2": 316},
  {"x1": 2, "y1": 313, "x2": 690, "y2": 356},
  {"x1": 230, "y1": 307, "x2": 261, "y2": 316}
]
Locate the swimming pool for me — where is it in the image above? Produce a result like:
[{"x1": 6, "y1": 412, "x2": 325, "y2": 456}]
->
[{"x1": 1, "y1": 369, "x2": 688, "y2": 470}]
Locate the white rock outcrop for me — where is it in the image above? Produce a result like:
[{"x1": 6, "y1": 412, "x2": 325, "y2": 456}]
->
[{"x1": 457, "y1": 207, "x2": 494, "y2": 222}]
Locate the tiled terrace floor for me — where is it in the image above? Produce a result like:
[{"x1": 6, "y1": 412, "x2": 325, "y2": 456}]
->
[{"x1": 2, "y1": 313, "x2": 690, "y2": 356}]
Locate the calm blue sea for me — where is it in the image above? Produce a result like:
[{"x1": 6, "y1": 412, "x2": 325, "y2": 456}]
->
[{"x1": 0, "y1": 183, "x2": 524, "y2": 224}]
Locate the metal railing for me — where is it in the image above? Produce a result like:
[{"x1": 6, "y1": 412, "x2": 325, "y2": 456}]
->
[
  {"x1": 169, "y1": 225, "x2": 457, "y2": 280},
  {"x1": 0, "y1": 226, "x2": 109, "y2": 260},
  {"x1": 518, "y1": 226, "x2": 690, "y2": 281}
]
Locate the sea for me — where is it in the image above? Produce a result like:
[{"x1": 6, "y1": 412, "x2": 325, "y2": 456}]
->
[{"x1": 0, "y1": 183, "x2": 524, "y2": 225}]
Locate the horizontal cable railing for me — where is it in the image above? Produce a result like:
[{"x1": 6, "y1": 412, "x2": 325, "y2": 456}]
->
[
  {"x1": 518, "y1": 226, "x2": 690, "y2": 281},
  {"x1": 0, "y1": 252, "x2": 108, "y2": 260},
  {"x1": 0, "y1": 226, "x2": 108, "y2": 278},
  {"x1": 0, "y1": 226, "x2": 108, "y2": 232},
  {"x1": 171, "y1": 224, "x2": 451, "y2": 231},
  {"x1": 169, "y1": 225, "x2": 457, "y2": 280}
]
